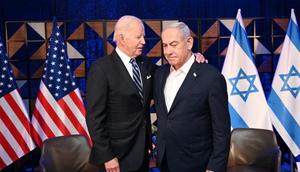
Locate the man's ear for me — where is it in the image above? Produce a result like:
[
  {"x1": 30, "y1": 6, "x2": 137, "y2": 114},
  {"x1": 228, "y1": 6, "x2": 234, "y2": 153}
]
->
[
  {"x1": 187, "y1": 36, "x2": 194, "y2": 50},
  {"x1": 120, "y1": 34, "x2": 125, "y2": 40},
  {"x1": 118, "y1": 34, "x2": 125, "y2": 45}
]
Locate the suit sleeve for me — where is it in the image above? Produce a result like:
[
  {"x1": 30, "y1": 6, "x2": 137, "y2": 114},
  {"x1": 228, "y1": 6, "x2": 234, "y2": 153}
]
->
[
  {"x1": 86, "y1": 62, "x2": 115, "y2": 165},
  {"x1": 207, "y1": 74, "x2": 231, "y2": 172}
]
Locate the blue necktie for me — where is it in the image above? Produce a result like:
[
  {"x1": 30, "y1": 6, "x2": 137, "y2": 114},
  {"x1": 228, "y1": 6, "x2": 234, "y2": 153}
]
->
[{"x1": 130, "y1": 58, "x2": 143, "y2": 99}]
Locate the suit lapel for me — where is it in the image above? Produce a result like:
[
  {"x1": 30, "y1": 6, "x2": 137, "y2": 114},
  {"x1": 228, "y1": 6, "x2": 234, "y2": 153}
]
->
[
  {"x1": 111, "y1": 51, "x2": 140, "y2": 97},
  {"x1": 168, "y1": 62, "x2": 200, "y2": 114},
  {"x1": 159, "y1": 65, "x2": 170, "y2": 115}
]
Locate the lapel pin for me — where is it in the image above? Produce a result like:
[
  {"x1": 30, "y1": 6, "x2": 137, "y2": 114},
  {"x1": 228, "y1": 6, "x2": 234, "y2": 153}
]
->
[
  {"x1": 193, "y1": 72, "x2": 197, "y2": 77},
  {"x1": 146, "y1": 75, "x2": 151, "y2": 79}
]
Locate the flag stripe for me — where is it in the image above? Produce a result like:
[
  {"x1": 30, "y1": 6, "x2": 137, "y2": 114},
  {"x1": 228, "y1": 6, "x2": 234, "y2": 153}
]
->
[
  {"x1": 32, "y1": 103, "x2": 56, "y2": 140},
  {"x1": 0, "y1": 106, "x2": 29, "y2": 153},
  {"x1": 57, "y1": 97, "x2": 89, "y2": 137},
  {"x1": 36, "y1": 89, "x2": 71, "y2": 135},
  {"x1": 268, "y1": 89, "x2": 300, "y2": 145},
  {"x1": 0, "y1": 155, "x2": 6, "y2": 170},
  {"x1": 270, "y1": 107, "x2": 300, "y2": 155},
  {"x1": 31, "y1": 124, "x2": 44, "y2": 146},
  {"x1": 0, "y1": 119, "x2": 25, "y2": 158},
  {"x1": 228, "y1": 103, "x2": 249, "y2": 128},
  {"x1": 287, "y1": 19, "x2": 300, "y2": 51},
  {"x1": 34, "y1": 98, "x2": 63, "y2": 137},
  {"x1": 232, "y1": 19, "x2": 254, "y2": 63},
  {"x1": 69, "y1": 90, "x2": 85, "y2": 116},
  {"x1": 0, "y1": 144, "x2": 12, "y2": 169},
  {"x1": 62, "y1": 94, "x2": 92, "y2": 145},
  {"x1": 3, "y1": 92, "x2": 31, "y2": 136},
  {"x1": 0, "y1": 131, "x2": 18, "y2": 162},
  {"x1": 63, "y1": 93, "x2": 88, "y2": 130}
]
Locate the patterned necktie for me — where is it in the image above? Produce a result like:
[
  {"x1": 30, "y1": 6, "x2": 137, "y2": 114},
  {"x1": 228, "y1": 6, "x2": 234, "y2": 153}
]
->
[{"x1": 130, "y1": 58, "x2": 143, "y2": 99}]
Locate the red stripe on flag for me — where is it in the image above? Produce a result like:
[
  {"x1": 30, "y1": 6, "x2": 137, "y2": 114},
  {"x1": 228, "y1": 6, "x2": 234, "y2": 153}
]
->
[
  {"x1": 0, "y1": 132, "x2": 18, "y2": 162},
  {"x1": 57, "y1": 98, "x2": 89, "y2": 138},
  {"x1": 69, "y1": 91, "x2": 86, "y2": 116},
  {"x1": 4, "y1": 93, "x2": 31, "y2": 135},
  {"x1": 32, "y1": 102, "x2": 56, "y2": 140},
  {"x1": 0, "y1": 156, "x2": 5, "y2": 170},
  {"x1": 0, "y1": 106, "x2": 30, "y2": 153},
  {"x1": 30, "y1": 125, "x2": 43, "y2": 147},
  {"x1": 36, "y1": 90, "x2": 70, "y2": 135}
]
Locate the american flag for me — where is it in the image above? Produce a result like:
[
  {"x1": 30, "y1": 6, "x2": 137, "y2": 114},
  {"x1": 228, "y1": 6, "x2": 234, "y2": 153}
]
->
[
  {"x1": 31, "y1": 19, "x2": 91, "y2": 146},
  {"x1": 0, "y1": 36, "x2": 36, "y2": 170}
]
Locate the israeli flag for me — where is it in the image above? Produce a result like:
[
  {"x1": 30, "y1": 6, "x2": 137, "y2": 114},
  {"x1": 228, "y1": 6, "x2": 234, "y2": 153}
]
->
[
  {"x1": 267, "y1": 9, "x2": 300, "y2": 156},
  {"x1": 222, "y1": 9, "x2": 272, "y2": 130}
]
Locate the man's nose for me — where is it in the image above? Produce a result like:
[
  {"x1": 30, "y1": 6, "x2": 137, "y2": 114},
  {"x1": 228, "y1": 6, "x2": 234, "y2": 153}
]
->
[
  {"x1": 141, "y1": 37, "x2": 145, "y2": 44},
  {"x1": 164, "y1": 47, "x2": 172, "y2": 55}
]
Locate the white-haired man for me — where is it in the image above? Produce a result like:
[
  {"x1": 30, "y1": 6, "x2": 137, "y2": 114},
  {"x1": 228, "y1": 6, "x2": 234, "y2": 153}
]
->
[
  {"x1": 86, "y1": 15, "x2": 154, "y2": 172},
  {"x1": 154, "y1": 22, "x2": 231, "y2": 172}
]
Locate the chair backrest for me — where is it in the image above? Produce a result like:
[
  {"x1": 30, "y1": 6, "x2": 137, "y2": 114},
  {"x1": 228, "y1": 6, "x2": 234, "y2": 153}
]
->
[
  {"x1": 227, "y1": 128, "x2": 281, "y2": 172},
  {"x1": 40, "y1": 135, "x2": 98, "y2": 172}
]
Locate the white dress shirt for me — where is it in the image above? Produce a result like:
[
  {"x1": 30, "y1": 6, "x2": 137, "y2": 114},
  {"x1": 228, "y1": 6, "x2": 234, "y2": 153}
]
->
[
  {"x1": 164, "y1": 54, "x2": 195, "y2": 112},
  {"x1": 116, "y1": 47, "x2": 134, "y2": 79}
]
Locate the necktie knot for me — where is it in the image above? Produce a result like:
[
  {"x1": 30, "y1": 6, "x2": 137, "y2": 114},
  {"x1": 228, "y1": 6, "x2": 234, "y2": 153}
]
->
[{"x1": 129, "y1": 58, "x2": 135, "y2": 64}]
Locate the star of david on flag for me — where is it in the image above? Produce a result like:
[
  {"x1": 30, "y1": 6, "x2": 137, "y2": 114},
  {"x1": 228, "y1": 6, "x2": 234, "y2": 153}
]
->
[
  {"x1": 221, "y1": 9, "x2": 272, "y2": 130},
  {"x1": 279, "y1": 65, "x2": 300, "y2": 98},
  {"x1": 267, "y1": 9, "x2": 300, "y2": 157},
  {"x1": 228, "y1": 68, "x2": 258, "y2": 102}
]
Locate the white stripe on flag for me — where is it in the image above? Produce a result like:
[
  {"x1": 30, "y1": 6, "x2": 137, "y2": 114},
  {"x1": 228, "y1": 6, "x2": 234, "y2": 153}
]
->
[
  {"x1": 0, "y1": 119, "x2": 24, "y2": 157},
  {"x1": 0, "y1": 144, "x2": 12, "y2": 167}
]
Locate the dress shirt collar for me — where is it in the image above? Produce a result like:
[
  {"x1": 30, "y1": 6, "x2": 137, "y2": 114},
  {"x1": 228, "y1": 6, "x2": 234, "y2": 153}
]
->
[
  {"x1": 170, "y1": 54, "x2": 195, "y2": 74},
  {"x1": 116, "y1": 47, "x2": 133, "y2": 65}
]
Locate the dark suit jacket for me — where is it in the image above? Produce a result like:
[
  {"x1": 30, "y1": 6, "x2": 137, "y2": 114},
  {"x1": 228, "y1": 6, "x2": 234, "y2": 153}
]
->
[
  {"x1": 154, "y1": 62, "x2": 231, "y2": 172},
  {"x1": 86, "y1": 50, "x2": 155, "y2": 171}
]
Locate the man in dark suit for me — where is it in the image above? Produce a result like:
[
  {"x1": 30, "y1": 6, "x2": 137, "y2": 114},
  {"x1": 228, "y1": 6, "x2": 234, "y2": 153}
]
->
[
  {"x1": 154, "y1": 22, "x2": 231, "y2": 172},
  {"x1": 86, "y1": 15, "x2": 155, "y2": 172}
]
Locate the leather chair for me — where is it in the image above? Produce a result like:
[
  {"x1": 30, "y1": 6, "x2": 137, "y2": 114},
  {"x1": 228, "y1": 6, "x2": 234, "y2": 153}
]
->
[
  {"x1": 227, "y1": 128, "x2": 281, "y2": 172},
  {"x1": 40, "y1": 135, "x2": 98, "y2": 172}
]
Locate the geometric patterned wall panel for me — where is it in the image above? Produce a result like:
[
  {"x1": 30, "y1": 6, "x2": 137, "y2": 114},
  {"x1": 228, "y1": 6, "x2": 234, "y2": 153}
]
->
[{"x1": 5, "y1": 17, "x2": 288, "y2": 114}]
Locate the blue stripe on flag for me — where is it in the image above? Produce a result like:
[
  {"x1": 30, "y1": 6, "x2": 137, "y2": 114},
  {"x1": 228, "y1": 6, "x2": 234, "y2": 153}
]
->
[
  {"x1": 287, "y1": 19, "x2": 300, "y2": 52},
  {"x1": 228, "y1": 103, "x2": 249, "y2": 128},
  {"x1": 268, "y1": 88, "x2": 300, "y2": 146},
  {"x1": 232, "y1": 19, "x2": 255, "y2": 64}
]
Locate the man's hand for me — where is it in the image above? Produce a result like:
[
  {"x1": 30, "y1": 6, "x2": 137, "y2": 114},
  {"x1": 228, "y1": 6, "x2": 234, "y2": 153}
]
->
[
  {"x1": 104, "y1": 157, "x2": 120, "y2": 172},
  {"x1": 194, "y1": 52, "x2": 208, "y2": 63},
  {"x1": 206, "y1": 170, "x2": 214, "y2": 172}
]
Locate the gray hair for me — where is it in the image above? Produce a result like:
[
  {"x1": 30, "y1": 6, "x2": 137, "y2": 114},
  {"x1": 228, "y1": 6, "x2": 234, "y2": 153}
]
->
[
  {"x1": 113, "y1": 15, "x2": 144, "y2": 42},
  {"x1": 162, "y1": 22, "x2": 191, "y2": 39}
]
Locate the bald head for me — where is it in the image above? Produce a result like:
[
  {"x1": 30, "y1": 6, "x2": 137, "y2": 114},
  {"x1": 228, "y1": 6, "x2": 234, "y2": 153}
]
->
[{"x1": 113, "y1": 15, "x2": 144, "y2": 42}]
